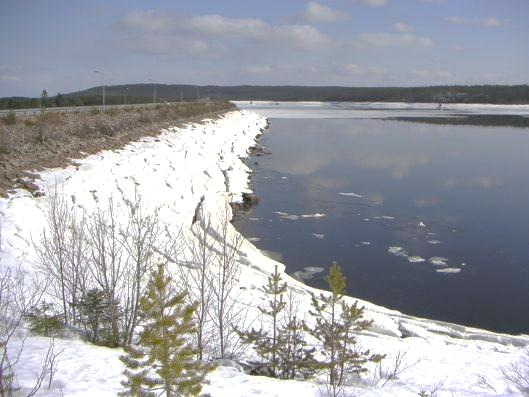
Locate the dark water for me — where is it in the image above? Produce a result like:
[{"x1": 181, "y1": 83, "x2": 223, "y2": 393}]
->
[{"x1": 234, "y1": 116, "x2": 529, "y2": 334}]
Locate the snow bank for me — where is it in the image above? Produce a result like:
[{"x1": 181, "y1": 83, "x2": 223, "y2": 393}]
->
[{"x1": 2, "y1": 109, "x2": 529, "y2": 396}]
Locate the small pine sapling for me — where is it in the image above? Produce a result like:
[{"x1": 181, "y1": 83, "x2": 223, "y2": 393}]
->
[
  {"x1": 277, "y1": 289, "x2": 316, "y2": 380},
  {"x1": 120, "y1": 264, "x2": 214, "y2": 397},
  {"x1": 307, "y1": 262, "x2": 383, "y2": 397},
  {"x1": 75, "y1": 288, "x2": 118, "y2": 347},
  {"x1": 26, "y1": 301, "x2": 63, "y2": 337}
]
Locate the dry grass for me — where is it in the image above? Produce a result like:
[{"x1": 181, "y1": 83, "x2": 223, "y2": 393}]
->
[{"x1": 0, "y1": 101, "x2": 236, "y2": 196}]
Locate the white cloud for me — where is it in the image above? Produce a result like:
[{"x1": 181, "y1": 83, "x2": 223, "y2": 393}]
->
[
  {"x1": 447, "y1": 16, "x2": 503, "y2": 28},
  {"x1": 450, "y1": 44, "x2": 464, "y2": 52},
  {"x1": 0, "y1": 74, "x2": 21, "y2": 83},
  {"x1": 357, "y1": 32, "x2": 433, "y2": 47},
  {"x1": 303, "y1": 1, "x2": 349, "y2": 22},
  {"x1": 412, "y1": 69, "x2": 453, "y2": 79},
  {"x1": 118, "y1": 10, "x2": 331, "y2": 55},
  {"x1": 392, "y1": 22, "x2": 414, "y2": 33},
  {"x1": 120, "y1": 10, "x2": 177, "y2": 33},
  {"x1": 353, "y1": 0, "x2": 389, "y2": 6},
  {"x1": 186, "y1": 14, "x2": 267, "y2": 37},
  {"x1": 244, "y1": 64, "x2": 274, "y2": 75},
  {"x1": 344, "y1": 64, "x2": 385, "y2": 76},
  {"x1": 118, "y1": 35, "x2": 210, "y2": 57}
]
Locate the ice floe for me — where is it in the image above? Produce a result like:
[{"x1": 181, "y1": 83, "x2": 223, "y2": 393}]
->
[
  {"x1": 339, "y1": 192, "x2": 363, "y2": 198},
  {"x1": 436, "y1": 267, "x2": 462, "y2": 274},
  {"x1": 429, "y1": 256, "x2": 448, "y2": 266},
  {"x1": 408, "y1": 256, "x2": 426, "y2": 263}
]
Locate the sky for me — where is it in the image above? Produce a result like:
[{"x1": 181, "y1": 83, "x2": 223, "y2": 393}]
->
[{"x1": 0, "y1": 0, "x2": 528, "y2": 97}]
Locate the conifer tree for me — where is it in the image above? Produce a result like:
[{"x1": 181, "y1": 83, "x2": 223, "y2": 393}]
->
[
  {"x1": 277, "y1": 290, "x2": 315, "y2": 380},
  {"x1": 120, "y1": 264, "x2": 213, "y2": 397},
  {"x1": 238, "y1": 265, "x2": 286, "y2": 376},
  {"x1": 75, "y1": 288, "x2": 117, "y2": 346},
  {"x1": 238, "y1": 266, "x2": 315, "y2": 379},
  {"x1": 307, "y1": 262, "x2": 383, "y2": 397}
]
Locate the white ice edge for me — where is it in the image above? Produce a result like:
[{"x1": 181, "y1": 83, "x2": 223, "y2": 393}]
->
[{"x1": 1, "y1": 109, "x2": 529, "y2": 396}]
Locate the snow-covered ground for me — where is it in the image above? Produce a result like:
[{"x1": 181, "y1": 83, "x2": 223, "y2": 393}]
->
[{"x1": 2, "y1": 109, "x2": 529, "y2": 396}]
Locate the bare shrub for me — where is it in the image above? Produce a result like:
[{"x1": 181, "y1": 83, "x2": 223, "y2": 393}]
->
[
  {"x1": 502, "y1": 351, "x2": 529, "y2": 395},
  {"x1": 182, "y1": 204, "x2": 215, "y2": 360},
  {"x1": 0, "y1": 266, "x2": 58, "y2": 397},
  {"x1": 209, "y1": 200, "x2": 243, "y2": 359},
  {"x1": 36, "y1": 185, "x2": 86, "y2": 325},
  {"x1": 119, "y1": 191, "x2": 161, "y2": 345}
]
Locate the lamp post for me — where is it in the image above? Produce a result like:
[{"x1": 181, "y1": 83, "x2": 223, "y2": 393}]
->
[
  {"x1": 94, "y1": 70, "x2": 105, "y2": 111},
  {"x1": 148, "y1": 78, "x2": 156, "y2": 104}
]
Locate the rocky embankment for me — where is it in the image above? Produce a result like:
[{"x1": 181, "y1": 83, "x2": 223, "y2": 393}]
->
[{"x1": 0, "y1": 101, "x2": 235, "y2": 197}]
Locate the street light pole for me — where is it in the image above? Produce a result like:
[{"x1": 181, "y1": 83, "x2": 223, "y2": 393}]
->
[{"x1": 94, "y1": 70, "x2": 105, "y2": 111}]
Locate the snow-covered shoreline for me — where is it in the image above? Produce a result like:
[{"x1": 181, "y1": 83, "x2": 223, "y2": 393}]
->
[{"x1": 2, "y1": 109, "x2": 529, "y2": 396}]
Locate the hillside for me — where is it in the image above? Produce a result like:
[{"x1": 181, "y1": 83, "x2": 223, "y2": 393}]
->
[{"x1": 2, "y1": 84, "x2": 529, "y2": 109}]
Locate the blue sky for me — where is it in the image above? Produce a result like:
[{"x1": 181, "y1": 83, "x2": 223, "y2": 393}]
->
[{"x1": 1, "y1": 0, "x2": 528, "y2": 96}]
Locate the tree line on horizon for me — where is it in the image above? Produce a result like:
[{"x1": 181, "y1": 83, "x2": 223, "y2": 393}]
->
[{"x1": 1, "y1": 84, "x2": 529, "y2": 109}]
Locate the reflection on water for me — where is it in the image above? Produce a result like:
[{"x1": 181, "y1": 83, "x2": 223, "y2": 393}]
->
[{"x1": 234, "y1": 117, "x2": 529, "y2": 334}]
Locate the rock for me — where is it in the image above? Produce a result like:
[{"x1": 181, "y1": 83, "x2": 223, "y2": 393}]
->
[
  {"x1": 242, "y1": 193, "x2": 259, "y2": 208},
  {"x1": 16, "y1": 178, "x2": 44, "y2": 197}
]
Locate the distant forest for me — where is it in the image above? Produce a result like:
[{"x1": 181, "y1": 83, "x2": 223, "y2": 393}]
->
[{"x1": 2, "y1": 84, "x2": 529, "y2": 109}]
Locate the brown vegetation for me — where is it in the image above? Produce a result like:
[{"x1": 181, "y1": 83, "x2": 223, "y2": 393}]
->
[{"x1": 0, "y1": 101, "x2": 235, "y2": 197}]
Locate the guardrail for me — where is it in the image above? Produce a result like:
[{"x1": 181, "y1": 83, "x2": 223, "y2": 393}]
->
[{"x1": 0, "y1": 102, "x2": 184, "y2": 117}]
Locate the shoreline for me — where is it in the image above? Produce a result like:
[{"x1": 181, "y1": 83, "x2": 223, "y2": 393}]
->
[{"x1": 2, "y1": 109, "x2": 529, "y2": 395}]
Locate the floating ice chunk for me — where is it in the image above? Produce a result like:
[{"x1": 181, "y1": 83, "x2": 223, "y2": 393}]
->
[
  {"x1": 312, "y1": 233, "x2": 325, "y2": 239},
  {"x1": 301, "y1": 213, "x2": 325, "y2": 218},
  {"x1": 283, "y1": 214, "x2": 300, "y2": 220},
  {"x1": 408, "y1": 256, "x2": 426, "y2": 263},
  {"x1": 248, "y1": 237, "x2": 261, "y2": 242},
  {"x1": 382, "y1": 215, "x2": 395, "y2": 220},
  {"x1": 249, "y1": 217, "x2": 262, "y2": 221},
  {"x1": 418, "y1": 221, "x2": 426, "y2": 227},
  {"x1": 363, "y1": 218, "x2": 370, "y2": 221},
  {"x1": 339, "y1": 192, "x2": 363, "y2": 198},
  {"x1": 274, "y1": 212, "x2": 324, "y2": 220},
  {"x1": 428, "y1": 240, "x2": 441, "y2": 245},
  {"x1": 273, "y1": 211, "x2": 299, "y2": 220},
  {"x1": 293, "y1": 266, "x2": 325, "y2": 280},
  {"x1": 429, "y1": 256, "x2": 448, "y2": 266},
  {"x1": 436, "y1": 267, "x2": 461, "y2": 274},
  {"x1": 281, "y1": 176, "x2": 287, "y2": 179},
  {"x1": 388, "y1": 246, "x2": 407, "y2": 257},
  {"x1": 360, "y1": 241, "x2": 371, "y2": 245}
]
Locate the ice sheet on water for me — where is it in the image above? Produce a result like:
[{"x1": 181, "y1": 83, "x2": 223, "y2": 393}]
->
[
  {"x1": 301, "y1": 213, "x2": 325, "y2": 218},
  {"x1": 427, "y1": 239, "x2": 441, "y2": 245},
  {"x1": 293, "y1": 266, "x2": 325, "y2": 280},
  {"x1": 436, "y1": 267, "x2": 461, "y2": 274},
  {"x1": 339, "y1": 192, "x2": 363, "y2": 198},
  {"x1": 408, "y1": 256, "x2": 426, "y2": 263},
  {"x1": 388, "y1": 246, "x2": 407, "y2": 257},
  {"x1": 274, "y1": 211, "x2": 325, "y2": 220},
  {"x1": 429, "y1": 257, "x2": 448, "y2": 266},
  {"x1": 312, "y1": 233, "x2": 325, "y2": 239}
]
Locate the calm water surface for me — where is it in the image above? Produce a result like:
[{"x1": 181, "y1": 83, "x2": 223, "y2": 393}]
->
[{"x1": 234, "y1": 110, "x2": 529, "y2": 334}]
